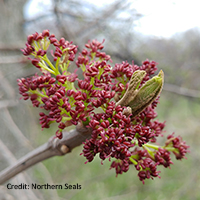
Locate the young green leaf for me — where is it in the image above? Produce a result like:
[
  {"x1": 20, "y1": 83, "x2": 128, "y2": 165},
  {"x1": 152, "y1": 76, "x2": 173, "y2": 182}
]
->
[
  {"x1": 116, "y1": 70, "x2": 147, "y2": 107},
  {"x1": 128, "y1": 70, "x2": 164, "y2": 117}
]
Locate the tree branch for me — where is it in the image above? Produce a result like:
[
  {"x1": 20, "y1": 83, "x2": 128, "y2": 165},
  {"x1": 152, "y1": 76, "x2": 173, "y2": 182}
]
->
[
  {"x1": 0, "y1": 123, "x2": 91, "y2": 185},
  {"x1": 163, "y1": 83, "x2": 200, "y2": 99},
  {"x1": 0, "y1": 139, "x2": 40, "y2": 200},
  {"x1": 0, "y1": 43, "x2": 25, "y2": 51},
  {"x1": 0, "y1": 55, "x2": 28, "y2": 64}
]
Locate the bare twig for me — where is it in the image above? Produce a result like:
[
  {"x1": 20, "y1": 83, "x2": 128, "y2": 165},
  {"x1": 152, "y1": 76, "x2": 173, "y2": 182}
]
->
[
  {"x1": 70, "y1": 0, "x2": 130, "y2": 37},
  {"x1": 0, "y1": 71, "x2": 15, "y2": 98},
  {"x1": 0, "y1": 123, "x2": 91, "y2": 185},
  {"x1": 0, "y1": 139, "x2": 40, "y2": 200},
  {"x1": 0, "y1": 55, "x2": 28, "y2": 64},
  {"x1": 0, "y1": 107, "x2": 61, "y2": 199},
  {"x1": 1, "y1": 108, "x2": 31, "y2": 146},
  {"x1": 163, "y1": 83, "x2": 200, "y2": 99},
  {"x1": 0, "y1": 43, "x2": 24, "y2": 51},
  {"x1": 0, "y1": 99, "x2": 18, "y2": 109}
]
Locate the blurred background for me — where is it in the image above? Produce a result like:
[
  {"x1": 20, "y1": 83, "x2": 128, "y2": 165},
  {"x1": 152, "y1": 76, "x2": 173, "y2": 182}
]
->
[{"x1": 0, "y1": 0, "x2": 200, "y2": 199}]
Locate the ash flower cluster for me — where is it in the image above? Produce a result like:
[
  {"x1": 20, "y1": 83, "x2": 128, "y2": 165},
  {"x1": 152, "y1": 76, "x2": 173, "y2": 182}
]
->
[{"x1": 18, "y1": 30, "x2": 189, "y2": 183}]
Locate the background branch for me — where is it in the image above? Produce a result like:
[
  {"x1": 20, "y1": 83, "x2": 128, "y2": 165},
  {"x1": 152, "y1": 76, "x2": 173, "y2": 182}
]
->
[
  {"x1": 0, "y1": 123, "x2": 91, "y2": 185},
  {"x1": 0, "y1": 139, "x2": 39, "y2": 200},
  {"x1": 163, "y1": 83, "x2": 200, "y2": 99},
  {"x1": 0, "y1": 55, "x2": 28, "y2": 64}
]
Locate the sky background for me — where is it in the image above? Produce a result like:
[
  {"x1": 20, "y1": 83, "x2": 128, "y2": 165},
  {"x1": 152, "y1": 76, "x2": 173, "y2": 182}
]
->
[
  {"x1": 133, "y1": 0, "x2": 200, "y2": 37},
  {"x1": 24, "y1": 0, "x2": 200, "y2": 38}
]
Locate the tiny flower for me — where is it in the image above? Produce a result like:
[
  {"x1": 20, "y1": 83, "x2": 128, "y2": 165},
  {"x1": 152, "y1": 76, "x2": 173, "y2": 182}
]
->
[
  {"x1": 42, "y1": 29, "x2": 50, "y2": 37},
  {"x1": 56, "y1": 130, "x2": 63, "y2": 139}
]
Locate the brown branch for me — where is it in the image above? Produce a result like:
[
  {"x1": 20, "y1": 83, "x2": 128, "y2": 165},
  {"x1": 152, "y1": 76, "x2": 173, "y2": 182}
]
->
[
  {"x1": 73, "y1": 0, "x2": 130, "y2": 37},
  {"x1": 0, "y1": 123, "x2": 91, "y2": 185},
  {"x1": 163, "y1": 83, "x2": 200, "y2": 99},
  {"x1": 0, "y1": 139, "x2": 40, "y2": 200},
  {"x1": 0, "y1": 43, "x2": 24, "y2": 51},
  {"x1": 0, "y1": 70, "x2": 16, "y2": 98},
  {"x1": 0, "y1": 99, "x2": 18, "y2": 109},
  {"x1": 0, "y1": 55, "x2": 28, "y2": 64}
]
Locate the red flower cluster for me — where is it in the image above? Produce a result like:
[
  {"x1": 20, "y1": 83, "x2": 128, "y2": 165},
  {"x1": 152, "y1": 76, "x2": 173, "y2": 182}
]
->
[{"x1": 18, "y1": 30, "x2": 189, "y2": 183}]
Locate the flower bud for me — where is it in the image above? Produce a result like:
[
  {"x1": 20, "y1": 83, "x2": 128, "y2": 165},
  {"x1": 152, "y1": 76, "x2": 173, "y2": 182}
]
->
[
  {"x1": 129, "y1": 70, "x2": 164, "y2": 117},
  {"x1": 116, "y1": 70, "x2": 146, "y2": 107}
]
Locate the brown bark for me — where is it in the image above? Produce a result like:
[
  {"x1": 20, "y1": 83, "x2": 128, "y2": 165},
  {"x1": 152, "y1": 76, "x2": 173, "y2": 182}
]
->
[{"x1": 0, "y1": 123, "x2": 91, "y2": 185}]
